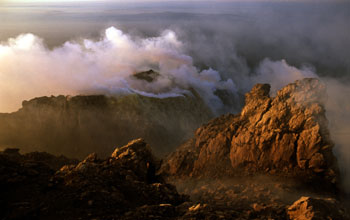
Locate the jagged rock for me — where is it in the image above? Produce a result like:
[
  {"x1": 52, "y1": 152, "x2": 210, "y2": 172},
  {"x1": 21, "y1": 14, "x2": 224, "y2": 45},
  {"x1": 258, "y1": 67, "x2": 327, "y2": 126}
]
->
[
  {"x1": 0, "y1": 140, "x2": 187, "y2": 220},
  {"x1": 287, "y1": 196, "x2": 349, "y2": 220},
  {"x1": 132, "y1": 69, "x2": 160, "y2": 82},
  {"x1": 162, "y1": 78, "x2": 339, "y2": 185},
  {"x1": 110, "y1": 138, "x2": 159, "y2": 183}
]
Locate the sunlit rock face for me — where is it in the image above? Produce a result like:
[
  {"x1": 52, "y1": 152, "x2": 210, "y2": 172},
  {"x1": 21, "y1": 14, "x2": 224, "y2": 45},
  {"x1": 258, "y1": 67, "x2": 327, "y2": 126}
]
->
[
  {"x1": 287, "y1": 196, "x2": 349, "y2": 220},
  {"x1": 162, "y1": 78, "x2": 339, "y2": 186},
  {"x1": 0, "y1": 90, "x2": 213, "y2": 158}
]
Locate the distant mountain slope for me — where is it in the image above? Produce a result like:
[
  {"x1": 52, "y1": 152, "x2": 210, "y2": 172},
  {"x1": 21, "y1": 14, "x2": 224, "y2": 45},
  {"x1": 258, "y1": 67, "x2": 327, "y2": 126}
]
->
[{"x1": 0, "y1": 92, "x2": 213, "y2": 158}]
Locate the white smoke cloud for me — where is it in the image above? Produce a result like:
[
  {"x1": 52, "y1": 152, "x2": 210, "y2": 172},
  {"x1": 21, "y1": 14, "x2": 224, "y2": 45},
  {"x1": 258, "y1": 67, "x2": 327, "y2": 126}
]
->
[
  {"x1": 0, "y1": 27, "x2": 236, "y2": 113},
  {"x1": 323, "y1": 78, "x2": 350, "y2": 192},
  {"x1": 251, "y1": 58, "x2": 318, "y2": 94}
]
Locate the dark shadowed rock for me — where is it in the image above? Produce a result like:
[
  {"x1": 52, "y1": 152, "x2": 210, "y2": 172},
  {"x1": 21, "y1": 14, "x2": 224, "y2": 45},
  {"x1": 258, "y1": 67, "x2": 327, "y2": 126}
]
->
[
  {"x1": 110, "y1": 138, "x2": 160, "y2": 183},
  {"x1": 161, "y1": 78, "x2": 339, "y2": 186},
  {"x1": 0, "y1": 140, "x2": 188, "y2": 220},
  {"x1": 1, "y1": 148, "x2": 78, "y2": 170},
  {"x1": 3, "y1": 148, "x2": 20, "y2": 155},
  {"x1": 133, "y1": 69, "x2": 160, "y2": 82}
]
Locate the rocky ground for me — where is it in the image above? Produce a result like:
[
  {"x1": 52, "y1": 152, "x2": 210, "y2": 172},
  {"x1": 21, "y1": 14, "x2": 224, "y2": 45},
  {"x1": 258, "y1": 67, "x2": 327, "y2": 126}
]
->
[
  {"x1": 171, "y1": 176, "x2": 349, "y2": 219},
  {"x1": 1, "y1": 78, "x2": 350, "y2": 219},
  {"x1": 0, "y1": 139, "x2": 188, "y2": 220},
  {"x1": 1, "y1": 140, "x2": 348, "y2": 220}
]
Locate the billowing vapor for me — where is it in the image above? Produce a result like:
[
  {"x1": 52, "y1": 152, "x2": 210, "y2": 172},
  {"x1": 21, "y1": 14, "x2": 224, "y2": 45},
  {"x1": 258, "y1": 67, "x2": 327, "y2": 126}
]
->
[
  {"x1": 0, "y1": 26, "x2": 321, "y2": 114},
  {"x1": 252, "y1": 59, "x2": 317, "y2": 93},
  {"x1": 323, "y1": 79, "x2": 350, "y2": 192},
  {"x1": 0, "y1": 27, "x2": 235, "y2": 114}
]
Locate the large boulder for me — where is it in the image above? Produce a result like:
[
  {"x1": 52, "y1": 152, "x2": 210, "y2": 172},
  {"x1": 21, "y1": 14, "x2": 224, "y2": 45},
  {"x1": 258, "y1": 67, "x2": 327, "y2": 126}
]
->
[{"x1": 161, "y1": 78, "x2": 339, "y2": 185}]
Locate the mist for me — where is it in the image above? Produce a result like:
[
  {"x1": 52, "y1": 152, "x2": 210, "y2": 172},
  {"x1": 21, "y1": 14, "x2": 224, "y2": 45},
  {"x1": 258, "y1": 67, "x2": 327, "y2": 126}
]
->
[
  {"x1": 0, "y1": 1, "x2": 349, "y2": 190},
  {"x1": 0, "y1": 27, "x2": 237, "y2": 114}
]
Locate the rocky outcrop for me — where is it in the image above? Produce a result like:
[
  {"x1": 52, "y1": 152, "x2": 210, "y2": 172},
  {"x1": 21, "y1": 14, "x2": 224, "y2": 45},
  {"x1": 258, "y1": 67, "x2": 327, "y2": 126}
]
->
[
  {"x1": 0, "y1": 139, "x2": 187, "y2": 220},
  {"x1": 0, "y1": 91, "x2": 213, "y2": 158},
  {"x1": 288, "y1": 196, "x2": 349, "y2": 220},
  {"x1": 161, "y1": 78, "x2": 339, "y2": 185},
  {"x1": 132, "y1": 69, "x2": 160, "y2": 82}
]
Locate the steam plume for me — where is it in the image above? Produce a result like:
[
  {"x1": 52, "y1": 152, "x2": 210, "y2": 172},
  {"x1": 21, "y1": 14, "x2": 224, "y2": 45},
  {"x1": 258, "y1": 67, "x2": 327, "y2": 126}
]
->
[{"x1": 0, "y1": 27, "x2": 235, "y2": 113}]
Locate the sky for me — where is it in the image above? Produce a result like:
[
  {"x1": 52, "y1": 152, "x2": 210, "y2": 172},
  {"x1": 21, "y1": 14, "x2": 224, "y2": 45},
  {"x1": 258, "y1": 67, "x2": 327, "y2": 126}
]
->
[{"x1": 3, "y1": 0, "x2": 345, "y2": 2}]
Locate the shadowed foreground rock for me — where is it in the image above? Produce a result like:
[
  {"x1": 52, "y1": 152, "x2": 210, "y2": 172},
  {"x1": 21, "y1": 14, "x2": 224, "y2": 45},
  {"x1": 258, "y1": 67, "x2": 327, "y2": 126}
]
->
[
  {"x1": 5, "y1": 141, "x2": 348, "y2": 220},
  {"x1": 161, "y1": 78, "x2": 339, "y2": 186},
  {"x1": 0, "y1": 139, "x2": 187, "y2": 220}
]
